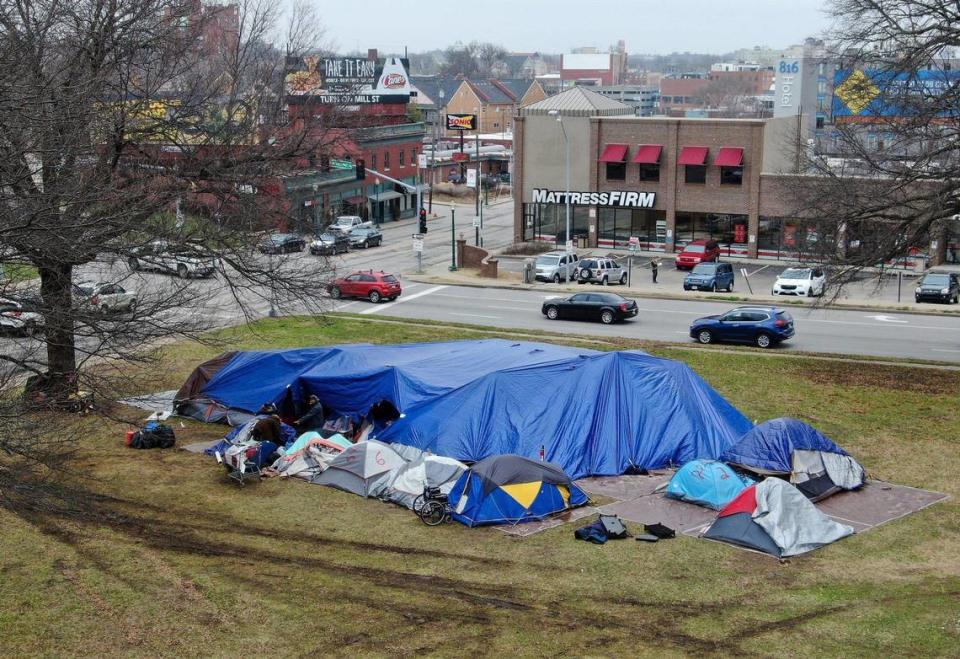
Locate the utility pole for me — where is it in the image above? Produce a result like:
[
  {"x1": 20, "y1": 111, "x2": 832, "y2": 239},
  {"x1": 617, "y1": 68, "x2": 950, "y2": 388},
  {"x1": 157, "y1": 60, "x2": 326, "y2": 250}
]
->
[{"x1": 449, "y1": 205, "x2": 457, "y2": 271}]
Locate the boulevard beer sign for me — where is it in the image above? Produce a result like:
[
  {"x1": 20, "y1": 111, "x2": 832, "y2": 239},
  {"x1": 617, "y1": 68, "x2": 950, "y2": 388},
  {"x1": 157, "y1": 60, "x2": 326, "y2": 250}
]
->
[
  {"x1": 532, "y1": 189, "x2": 656, "y2": 208},
  {"x1": 446, "y1": 113, "x2": 478, "y2": 131}
]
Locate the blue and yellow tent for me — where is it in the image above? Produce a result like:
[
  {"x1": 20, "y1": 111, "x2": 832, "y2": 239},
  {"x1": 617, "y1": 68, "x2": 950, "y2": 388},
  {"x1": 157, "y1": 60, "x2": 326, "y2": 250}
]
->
[{"x1": 448, "y1": 455, "x2": 589, "y2": 527}]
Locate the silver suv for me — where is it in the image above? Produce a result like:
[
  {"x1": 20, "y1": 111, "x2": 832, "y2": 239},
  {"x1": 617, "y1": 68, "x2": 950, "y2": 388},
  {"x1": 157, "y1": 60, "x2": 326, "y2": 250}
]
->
[
  {"x1": 576, "y1": 257, "x2": 627, "y2": 286},
  {"x1": 535, "y1": 251, "x2": 579, "y2": 283}
]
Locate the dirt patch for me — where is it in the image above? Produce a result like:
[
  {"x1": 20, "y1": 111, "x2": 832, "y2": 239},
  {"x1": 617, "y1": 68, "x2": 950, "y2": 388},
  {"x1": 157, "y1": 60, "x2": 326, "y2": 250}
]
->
[{"x1": 789, "y1": 360, "x2": 960, "y2": 395}]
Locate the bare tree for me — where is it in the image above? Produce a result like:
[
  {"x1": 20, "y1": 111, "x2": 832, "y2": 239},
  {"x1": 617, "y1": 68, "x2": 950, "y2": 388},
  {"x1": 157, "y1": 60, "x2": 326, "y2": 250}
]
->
[
  {"x1": 439, "y1": 41, "x2": 507, "y2": 78},
  {"x1": 0, "y1": 0, "x2": 347, "y2": 491},
  {"x1": 792, "y1": 0, "x2": 960, "y2": 284}
]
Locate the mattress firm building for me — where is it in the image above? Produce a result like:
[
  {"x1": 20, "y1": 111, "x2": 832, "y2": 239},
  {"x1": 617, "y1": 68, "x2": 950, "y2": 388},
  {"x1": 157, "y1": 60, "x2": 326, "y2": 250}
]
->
[{"x1": 513, "y1": 88, "x2": 954, "y2": 263}]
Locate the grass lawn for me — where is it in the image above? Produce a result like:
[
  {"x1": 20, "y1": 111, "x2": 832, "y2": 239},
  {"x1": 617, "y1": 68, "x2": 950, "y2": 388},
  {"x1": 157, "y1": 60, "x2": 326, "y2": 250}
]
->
[
  {"x1": 1, "y1": 315, "x2": 958, "y2": 657},
  {"x1": 2, "y1": 262, "x2": 38, "y2": 283}
]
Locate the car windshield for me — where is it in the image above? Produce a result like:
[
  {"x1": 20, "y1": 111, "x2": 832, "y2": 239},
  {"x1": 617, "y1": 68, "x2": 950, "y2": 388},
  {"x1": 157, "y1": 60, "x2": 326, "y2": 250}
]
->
[
  {"x1": 318, "y1": 233, "x2": 336, "y2": 241},
  {"x1": 382, "y1": 275, "x2": 399, "y2": 283},
  {"x1": 74, "y1": 284, "x2": 94, "y2": 296},
  {"x1": 781, "y1": 268, "x2": 811, "y2": 280},
  {"x1": 683, "y1": 244, "x2": 705, "y2": 253},
  {"x1": 536, "y1": 256, "x2": 559, "y2": 266},
  {"x1": 922, "y1": 274, "x2": 950, "y2": 286},
  {"x1": 691, "y1": 263, "x2": 716, "y2": 274}
]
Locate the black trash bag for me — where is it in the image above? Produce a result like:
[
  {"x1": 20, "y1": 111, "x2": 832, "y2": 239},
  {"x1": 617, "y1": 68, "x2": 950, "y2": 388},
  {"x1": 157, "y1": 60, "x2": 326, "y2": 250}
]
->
[
  {"x1": 130, "y1": 423, "x2": 176, "y2": 449},
  {"x1": 644, "y1": 522, "x2": 675, "y2": 539}
]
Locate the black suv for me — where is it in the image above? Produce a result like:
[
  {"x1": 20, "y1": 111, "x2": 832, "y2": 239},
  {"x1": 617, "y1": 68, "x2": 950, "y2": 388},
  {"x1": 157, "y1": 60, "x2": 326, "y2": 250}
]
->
[{"x1": 915, "y1": 271, "x2": 960, "y2": 304}]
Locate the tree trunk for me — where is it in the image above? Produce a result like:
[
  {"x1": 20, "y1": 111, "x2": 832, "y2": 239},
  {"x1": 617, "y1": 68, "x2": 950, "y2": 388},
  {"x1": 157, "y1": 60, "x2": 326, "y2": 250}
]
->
[{"x1": 36, "y1": 262, "x2": 78, "y2": 399}]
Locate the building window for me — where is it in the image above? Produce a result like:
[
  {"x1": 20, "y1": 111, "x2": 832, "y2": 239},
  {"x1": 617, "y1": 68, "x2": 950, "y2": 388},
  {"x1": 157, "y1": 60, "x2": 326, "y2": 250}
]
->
[
  {"x1": 384, "y1": 151, "x2": 390, "y2": 170},
  {"x1": 371, "y1": 153, "x2": 377, "y2": 170},
  {"x1": 638, "y1": 164, "x2": 660, "y2": 182},
  {"x1": 606, "y1": 162, "x2": 626, "y2": 181},
  {"x1": 685, "y1": 165, "x2": 706, "y2": 184},
  {"x1": 399, "y1": 150, "x2": 404, "y2": 166},
  {"x1": 720, "y1": 167, "x2": 743, "y2": 185},
  {"x1": 412, "y1": 148, "x2": 417, "y2": 164}
]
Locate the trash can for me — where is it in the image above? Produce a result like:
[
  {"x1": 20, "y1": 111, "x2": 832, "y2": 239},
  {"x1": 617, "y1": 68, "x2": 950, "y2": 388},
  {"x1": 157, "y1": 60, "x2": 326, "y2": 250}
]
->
[
  {"x1": 576, "y1": 235, "x2": 588, "y2": 249},
  {"x1": 523, "y1": 259, "x2": 535, "y2": 284}
]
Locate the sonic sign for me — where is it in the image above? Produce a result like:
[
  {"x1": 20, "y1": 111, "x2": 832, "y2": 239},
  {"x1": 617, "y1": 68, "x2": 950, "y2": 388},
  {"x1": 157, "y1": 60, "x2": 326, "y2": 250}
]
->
[{"x1": 446, "y1": 114, "x2": 478, "y2": 131}]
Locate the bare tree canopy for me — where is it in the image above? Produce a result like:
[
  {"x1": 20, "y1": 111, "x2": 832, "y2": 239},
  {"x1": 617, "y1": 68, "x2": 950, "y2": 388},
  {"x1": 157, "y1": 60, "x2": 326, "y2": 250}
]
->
[
  {"x1": 795, "y1": 0, "x2": 960, "y2": 278},
  {"x1": 0, "y1": 0, "x2": 343, "y2": 484},
  {"x1": 438, "y1": 41, "x2": 507, "y2": 78}
]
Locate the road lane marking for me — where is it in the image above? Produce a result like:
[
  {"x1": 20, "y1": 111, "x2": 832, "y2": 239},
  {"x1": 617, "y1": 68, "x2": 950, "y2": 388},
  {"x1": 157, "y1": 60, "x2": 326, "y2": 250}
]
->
[
  {"x1": 866, "y1": 314, "x2": 909, "y2": 323},
  {"x1": 449, "y1": 312, "x2": 501, "y2": 319},
  {"x1": 435, "y1": 292, "x2": 537, "y2": 304},
  {"x1": 359, "y1": 285, "x2": 447, "y2": 315}
]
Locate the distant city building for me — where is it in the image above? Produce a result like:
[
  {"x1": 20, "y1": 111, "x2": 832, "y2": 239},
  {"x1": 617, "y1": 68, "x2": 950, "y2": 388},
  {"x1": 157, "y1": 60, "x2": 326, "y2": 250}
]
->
[
  {"x1": 561, "y1": 43, "x2": 628, "y2": 87},
  {"x1": 711, "y1": 62, "x2": 762, "y2": 72},
  {"x1": 592, "y1": 85, "x2": 660, "y2": 116}
]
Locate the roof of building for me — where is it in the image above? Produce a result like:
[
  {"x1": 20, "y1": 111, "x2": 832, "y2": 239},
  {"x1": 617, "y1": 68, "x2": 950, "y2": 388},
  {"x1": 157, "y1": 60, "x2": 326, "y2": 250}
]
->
[
  {"x1": 492, "y1": 78, "x2": 536, "y2": 101},
  {"x1": 519, "y1": 86, "x2": 634, "y2": 117},
  {"x1": 410, "y1": 76, "x2": 462, "y2": 106},
  {"x1": 466, "y1": 79, "x2": 516, "y2": 105}
]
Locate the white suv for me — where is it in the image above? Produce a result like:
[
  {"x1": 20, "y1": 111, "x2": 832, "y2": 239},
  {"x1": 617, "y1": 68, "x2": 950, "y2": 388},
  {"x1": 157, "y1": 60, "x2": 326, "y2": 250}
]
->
[
  {"x1": 535, "y1": 251, "x2": 579, "y2": 283},
  {"x1": 576, "y1": 258, "x2": 627, "y2": 286},
  {"x1": 772, "y1": 267, "x2": 826, "y2": 297}
]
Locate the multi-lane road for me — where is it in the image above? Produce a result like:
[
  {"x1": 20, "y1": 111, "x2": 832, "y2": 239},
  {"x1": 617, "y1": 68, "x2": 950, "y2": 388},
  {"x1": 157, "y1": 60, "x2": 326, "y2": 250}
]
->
[{"x1": 3, "y1": 198, "x2": 960, "y2": 366}]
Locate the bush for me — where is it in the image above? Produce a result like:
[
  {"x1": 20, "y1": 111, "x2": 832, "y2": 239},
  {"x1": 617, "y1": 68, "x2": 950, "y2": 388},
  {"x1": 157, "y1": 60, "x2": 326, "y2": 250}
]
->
[{"x1": 500, "y1": 241, "x2": 556, "y2": 256}]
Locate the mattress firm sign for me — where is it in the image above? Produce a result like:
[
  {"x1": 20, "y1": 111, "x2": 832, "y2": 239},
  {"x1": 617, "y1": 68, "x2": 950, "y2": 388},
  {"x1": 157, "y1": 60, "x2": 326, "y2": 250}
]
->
[{"x1": 532, "y1": 189, "x2": 656, "y2": 208}]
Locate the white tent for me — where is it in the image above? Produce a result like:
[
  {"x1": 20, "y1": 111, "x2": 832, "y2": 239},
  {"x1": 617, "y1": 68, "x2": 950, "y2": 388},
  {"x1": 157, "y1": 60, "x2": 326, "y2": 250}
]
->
[
  {"x1": 383, "y1": 454, "x2": 467, "y2": 509},
  {"x1": 311, "y1": 440, "x2": 405, "y2": 497}
]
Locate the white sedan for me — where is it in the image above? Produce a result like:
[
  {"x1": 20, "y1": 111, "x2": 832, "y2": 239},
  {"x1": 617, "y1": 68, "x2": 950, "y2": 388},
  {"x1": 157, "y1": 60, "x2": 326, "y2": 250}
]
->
[
  {"x1": 772, "y1": 267, "x2": 826, "y2": 297},
  {"x1": 74, "y1": 282, "x2": 138, "y2": 313},
  {"x1": 0, "y1": 298, "x2": 42, "y2": 336}
]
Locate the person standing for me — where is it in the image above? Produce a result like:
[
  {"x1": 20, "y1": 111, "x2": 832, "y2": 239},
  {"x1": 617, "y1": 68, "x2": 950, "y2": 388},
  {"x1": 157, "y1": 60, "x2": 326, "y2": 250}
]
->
[{"x1": 651, "y1": 257, "x2": 661, "y2": 284}]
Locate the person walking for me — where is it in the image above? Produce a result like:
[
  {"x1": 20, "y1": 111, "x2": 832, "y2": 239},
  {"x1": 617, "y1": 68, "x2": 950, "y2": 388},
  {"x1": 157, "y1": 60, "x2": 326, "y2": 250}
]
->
[{"x1": 651, "y1": 257, "x2": 661, "y2": 284}]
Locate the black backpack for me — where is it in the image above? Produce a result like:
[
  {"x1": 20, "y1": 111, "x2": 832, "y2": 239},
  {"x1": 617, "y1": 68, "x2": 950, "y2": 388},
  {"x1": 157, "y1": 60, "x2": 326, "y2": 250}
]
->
[
  {"x1": 598, "y1": 514, "x2": 629, "y2": 539},
  {"x1": 131, "y1": 423, "x2": 176, "y2": 449}
]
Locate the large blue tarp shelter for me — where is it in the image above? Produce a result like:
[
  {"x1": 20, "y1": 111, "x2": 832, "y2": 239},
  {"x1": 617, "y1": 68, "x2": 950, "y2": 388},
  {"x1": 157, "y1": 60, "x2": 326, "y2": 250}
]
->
[
  {"x1": 720, "y1": 417, "x2": 849, "y2": 474},
  {"x1": 176, "y1": 340, "x2": 753, "y2": 479}
]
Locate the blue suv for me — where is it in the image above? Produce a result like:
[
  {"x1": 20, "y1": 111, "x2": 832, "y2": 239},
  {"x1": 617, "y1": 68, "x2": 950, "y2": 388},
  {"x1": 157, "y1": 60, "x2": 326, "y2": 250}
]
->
[
  {"x1": 683, "y1": 262, "x2": 734, "y2": 292},
  {"x1": 689, "y1": 306, "x2": 795, "y2": 349}
]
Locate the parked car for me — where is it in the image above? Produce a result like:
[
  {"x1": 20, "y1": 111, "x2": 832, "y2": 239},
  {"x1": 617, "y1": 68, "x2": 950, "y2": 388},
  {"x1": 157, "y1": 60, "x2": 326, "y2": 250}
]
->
[
  {"x1": 535, "y1": 251, "x2": 579, "y2": 283},
  {"x1": 689, "y1": 306, "x2": 795, "y2": 349},
  {"x1": 328, "y1": 270, "x2": 402, "y2": 303},
  {"x1": 576, "y1": 258, "x2": 627, "y2": 285},
  {"x1": 772, "y1": 267, "x2": 826, "y2": 297},
  {"x1": 258, "y1": 233, "x2": 306, "y2": 254},
  {"x1": 915, "y1": 271, "x2": 960, "y2": 304},
  {"x1": 348, "y1": 226, "x2": 383, "y2": 249},
  {"x1": 73, "y1": 282, "x2": 138, "y2": 314},
  {"x1": 127, "y1": 240, "x2": 217, "y2": 278},
  {"x1": 684, "y1": 262, "x2": 735, "y2": 292},
  {"x1": 0, "y1": 298, "x2": 42, "y2": 336},
  {"x1": 328, "y1": 215, "x2": 371, "y2": 236},
  {"x1": 542, "y1": 292, "x2": 638, "y2": 325},
  {"x1": 309, "y1": 232, "x2": 350, "y2": 255},
  {"x1": 675, "y1": 239, "x2": 721, "y2": 270}
]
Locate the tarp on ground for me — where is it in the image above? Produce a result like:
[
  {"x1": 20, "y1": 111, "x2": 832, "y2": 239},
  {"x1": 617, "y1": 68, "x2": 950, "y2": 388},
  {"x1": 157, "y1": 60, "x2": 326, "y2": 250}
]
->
[
  {"x1": 176, "y1": 340, "x2": 597, "y2": 423},
  {"x1": 379, "y1": 351, "x2": 753, "y2": 479}
]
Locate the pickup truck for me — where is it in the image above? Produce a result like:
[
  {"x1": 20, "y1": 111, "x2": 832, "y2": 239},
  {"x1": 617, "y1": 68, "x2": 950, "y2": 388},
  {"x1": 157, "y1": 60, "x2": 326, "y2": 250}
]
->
[{"x1": 329, "y1": 215, "x2": 372, "y2": 235}]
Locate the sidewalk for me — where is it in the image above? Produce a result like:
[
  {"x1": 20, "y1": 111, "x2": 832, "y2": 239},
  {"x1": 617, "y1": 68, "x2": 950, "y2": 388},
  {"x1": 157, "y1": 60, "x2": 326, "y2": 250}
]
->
[{"x1": 409, "y1": 260, "x2": 960, "y2": 317}]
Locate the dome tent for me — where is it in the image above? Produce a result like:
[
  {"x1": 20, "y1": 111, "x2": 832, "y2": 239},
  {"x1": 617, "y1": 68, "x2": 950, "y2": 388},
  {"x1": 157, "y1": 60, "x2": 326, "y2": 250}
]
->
[
  {"x1": 665, "y1": 459, "x2": 754, "y2": 510},
  {"x1": 311, "y1": 440, "x2": 406, "y2": 498},
  {"x1": 721, "y1": 418, "x2": 865, "y2": 501}
]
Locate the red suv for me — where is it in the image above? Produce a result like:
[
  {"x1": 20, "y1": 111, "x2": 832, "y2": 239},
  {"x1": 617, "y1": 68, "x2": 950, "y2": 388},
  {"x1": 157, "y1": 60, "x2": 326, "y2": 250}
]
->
[
  {"x1": 675, "y1": 239, "x2": 721, "y2": 270},
  {"x1": 328, "y1": 271, "x2": 402, "y2": 303}
]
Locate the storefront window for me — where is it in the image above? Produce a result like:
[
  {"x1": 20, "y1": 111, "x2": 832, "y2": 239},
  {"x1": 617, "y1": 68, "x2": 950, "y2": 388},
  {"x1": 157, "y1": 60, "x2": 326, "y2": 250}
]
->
[
  {"x1": 606, "y1": 162, "x2": 626, "y2": 181},
  {"x1": 639, "y1": 164, "x2": 660, "y2": 182},
  {"x1": 758, "y1": 217, "x2": 781, "y2": 257},
  {"x1": 720, "y1": 167, "x2": 743, "y2": 185},
  {"x1": 685, "y1": 165, "x2": 706, "y2": 184}
]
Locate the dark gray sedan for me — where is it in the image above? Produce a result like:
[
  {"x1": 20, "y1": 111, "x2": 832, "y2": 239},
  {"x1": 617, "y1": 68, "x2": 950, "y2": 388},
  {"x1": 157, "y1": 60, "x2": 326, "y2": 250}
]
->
[{"x1": 349, "y1": 226, "x2": 383, "y2": 249}]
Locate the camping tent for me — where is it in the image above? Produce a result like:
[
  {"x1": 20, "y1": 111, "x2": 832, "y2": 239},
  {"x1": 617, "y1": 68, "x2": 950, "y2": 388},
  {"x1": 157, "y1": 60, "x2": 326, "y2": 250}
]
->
[
  {"x1": 380, "y1": 351, "x2": 753, "y2": 478},
  {"x1": 665, "y1": 459, "x2": 753, "y2": 510},
  {"x1": 721, "y1": 418, "x2": 865, "y2": 501},
  {"x1": 382, "y1": 454, "x2": 468, "y2": 509},
  {"x1": 311, "y1": 440, "x2": 406, "y2": 498},
  {"x1": 448, "y1": 455, "x2": 589, "y2": 527},
  {"x1": 702, "y1": 478, "x2": 854, "y2": 557}
]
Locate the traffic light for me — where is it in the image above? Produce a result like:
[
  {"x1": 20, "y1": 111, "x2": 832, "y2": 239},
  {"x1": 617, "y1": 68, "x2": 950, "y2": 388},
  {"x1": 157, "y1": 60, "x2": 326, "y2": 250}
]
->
[{"x1": 355, "y1": 158, "x2": 366, "y2": 180}]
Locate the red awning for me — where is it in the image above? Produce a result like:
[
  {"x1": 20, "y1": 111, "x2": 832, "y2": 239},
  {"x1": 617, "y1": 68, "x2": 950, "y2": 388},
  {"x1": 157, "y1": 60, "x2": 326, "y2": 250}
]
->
[
  {"x1": 677, "y1": 146, "x2": 709, "y2": 166},
  {"x1": 715, "y1": 147, "x2": 744, "y2": 167},
  {"x1": 343, "y1": 196, "x2": 366, "y2": 205},
  {"x1": 632, "y1": 144, "x2": 663, "y2": 164},
  {"x1": 598, "y1": 144, "x2": 628, "y2": 163}
]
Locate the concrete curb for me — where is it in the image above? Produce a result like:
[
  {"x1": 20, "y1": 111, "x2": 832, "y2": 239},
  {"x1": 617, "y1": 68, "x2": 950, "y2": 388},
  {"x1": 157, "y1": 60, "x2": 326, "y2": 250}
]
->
[{"x1": 405, "y1": 274, "x2": 960, "y2": 319}]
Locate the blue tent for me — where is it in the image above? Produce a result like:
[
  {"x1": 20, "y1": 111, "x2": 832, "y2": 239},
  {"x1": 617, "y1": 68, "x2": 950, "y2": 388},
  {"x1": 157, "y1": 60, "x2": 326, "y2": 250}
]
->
[
  {"x1": 720, "y1": 418, "x2": 848, "y2": 474},
  {"x1": 665, "y1": 459, "x2": 753, "y2": 510},
  {"x1": 447, "y1": 455, "x2": 589, "y2": 527},
  {"x1": 181, "y1": 340, "x2": 597, "y2": 421},
  {"x1": 379, "y1": 351, "x2": 753, "y2": 479}
]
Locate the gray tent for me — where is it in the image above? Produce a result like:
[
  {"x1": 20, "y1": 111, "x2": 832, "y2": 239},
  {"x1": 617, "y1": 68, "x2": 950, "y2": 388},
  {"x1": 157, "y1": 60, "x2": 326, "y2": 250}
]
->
[
  {"x1": 382, "y1": 454, "x2": 468, "y2": 509},
  {"x1": 312, "y1": 440, "x2": 406, "y2": 497}
]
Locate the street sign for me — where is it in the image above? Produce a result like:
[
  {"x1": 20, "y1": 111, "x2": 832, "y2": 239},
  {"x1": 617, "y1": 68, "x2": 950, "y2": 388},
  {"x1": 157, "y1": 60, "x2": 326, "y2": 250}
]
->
[
  {"x1": 466, "y1": 169, "x2": 477, "y2": 188},
  {"x1": 565, "y1": 240, "x2": 573, "y2": 254},
  {"x1": 417, "y1": 154, "x2": 428, "y2": 168},
  {"x1": 472, "y1": 217, "x2": 481, "y2": 228},
  {"x1": 412, "y1": 237, "x2": 424, "y2": 253}
]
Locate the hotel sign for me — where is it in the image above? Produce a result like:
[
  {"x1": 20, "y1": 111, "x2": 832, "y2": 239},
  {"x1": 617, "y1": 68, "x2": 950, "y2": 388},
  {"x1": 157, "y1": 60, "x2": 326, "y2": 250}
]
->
[{"x1": 532, "y1": 189, "x2": 656, "y2": 208}]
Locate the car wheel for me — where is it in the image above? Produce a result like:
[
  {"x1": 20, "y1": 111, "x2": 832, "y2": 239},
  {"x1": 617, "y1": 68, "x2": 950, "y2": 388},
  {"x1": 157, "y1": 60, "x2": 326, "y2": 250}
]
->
[
  {"x1": 620, "y1": 273, "x2": 627, "y2": 285},
  {"x1": 953, "y1": 294, "x2": 959, "y2": 304},
  {"x1": 177, "y1": 264, "x2": 188, "y2": 279},
  {"x1": 363, "y1": 240, "x2": 369, "y2": 249},
  {"x1": 128, "y1": 257, "x2": 139, "y2": 271},
  {"x1": 368, "y1": 290, "x2": 382, "y2": 303},
  {"x1": 100, "y1": 304, "x2": 110, "y2": 314},
  {"x1": 600, "y1": 310, "x2": 615, "y2": 324},
  {"x1": 22, "y1": 321, "x2": 36, "y2": 337},
  {"x1": 546, "y1": 306, "x2": 559, "y2": 320},
  {"x1": 553, "y1": 273, "x2": 560, "y2": 284},
  {"x1": 697, "y1": 329, "x2": 713, "y2": 344},
  {"x1": 330, "y1": 286, "x2": 342, "y2": 300},
  {"x1": 727, "y1": 282, "x2": 734, "y2": 292},
  {"x1": 755, "y1": 333, "x2": 773, "y2": 349},
  {"x1": 710, "y1": 282, "x2": 717, "y2": 292}
]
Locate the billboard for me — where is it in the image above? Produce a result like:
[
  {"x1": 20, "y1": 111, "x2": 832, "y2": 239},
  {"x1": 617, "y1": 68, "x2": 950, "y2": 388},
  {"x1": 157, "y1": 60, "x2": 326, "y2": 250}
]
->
[
  {"x1": 832, "y1": 68, "x2": 960, "y2": 118},
  {"x1": 773, "y1": 58, "x2": 818, "y2": 120},
  {"x1": 285, "y1": 55, "x2": 411, "y2": 104},
  {"x1": 446, "y1": 113, "x2": 478, "y2": 131}
]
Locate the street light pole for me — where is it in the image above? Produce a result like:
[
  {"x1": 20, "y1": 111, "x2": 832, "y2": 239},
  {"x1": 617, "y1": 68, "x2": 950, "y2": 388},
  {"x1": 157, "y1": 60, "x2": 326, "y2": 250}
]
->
[
  {"x1": 449, "y1": 205, "x2": 457, "y2": 271},
  {"x1": 549, "y1": 110, "x2": 572, "y2": 274}
]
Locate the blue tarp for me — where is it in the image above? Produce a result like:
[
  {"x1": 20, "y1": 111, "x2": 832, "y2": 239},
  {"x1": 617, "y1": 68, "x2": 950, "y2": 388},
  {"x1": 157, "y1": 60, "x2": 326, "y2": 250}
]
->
[
  {"x1": 665, "y1": 459, "x2": 753, "y2": 510},
  {"x1": 720, "y1": 417, "x2": 848, "y2": 474},
  {"x1": 378, "y1": 350, "x2": 753, "y2": 479}
]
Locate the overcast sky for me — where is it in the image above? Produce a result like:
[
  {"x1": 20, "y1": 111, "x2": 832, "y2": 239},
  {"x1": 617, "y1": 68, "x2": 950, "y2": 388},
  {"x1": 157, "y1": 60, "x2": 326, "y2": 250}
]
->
[{"x1": 319, "y1": 0, "x2": 831, "y2": 55}]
